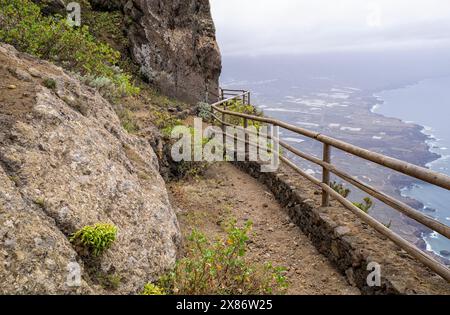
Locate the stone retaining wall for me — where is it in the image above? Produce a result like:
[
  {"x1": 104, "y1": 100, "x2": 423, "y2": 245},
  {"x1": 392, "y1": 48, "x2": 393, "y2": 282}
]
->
[{"x1": 234, "y1": 161, "x2": 450, "y2": 294}]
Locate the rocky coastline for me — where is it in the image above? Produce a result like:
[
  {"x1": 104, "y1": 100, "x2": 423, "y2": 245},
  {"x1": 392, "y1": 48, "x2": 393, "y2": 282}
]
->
[{"x1": 365, "y1": 92, "x2": 449, "y2": 264}]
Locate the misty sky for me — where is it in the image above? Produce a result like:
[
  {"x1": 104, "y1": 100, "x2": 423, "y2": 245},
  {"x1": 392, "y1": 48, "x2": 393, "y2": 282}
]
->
[{"x1": 210, "y1": 0, "x2": 450, "y2": 56}]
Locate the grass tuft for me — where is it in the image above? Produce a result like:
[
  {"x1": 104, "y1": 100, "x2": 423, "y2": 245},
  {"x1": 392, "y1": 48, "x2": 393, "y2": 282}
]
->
[{"x1": 70, "y1": 223, "x2": 118, "y2": 256}]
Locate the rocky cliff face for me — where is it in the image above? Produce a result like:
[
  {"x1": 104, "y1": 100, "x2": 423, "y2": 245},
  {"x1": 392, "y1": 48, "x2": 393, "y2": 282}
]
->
[
  {"x1": 0, "y1": 44, "x2": 181, "y2": 294},
  {"x1": 93, "y1": 0, "x2": 222, "y2": 103},
  {"x1": 35, "y1": 0, "x2": 222, "y2": 103}
]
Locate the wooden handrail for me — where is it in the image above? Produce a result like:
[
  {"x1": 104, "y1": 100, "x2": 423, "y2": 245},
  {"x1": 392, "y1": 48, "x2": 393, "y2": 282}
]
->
[
  {"x1": 221, "y1": 124, "x2": 450, "y2": 239},
  {"x1": 278, "y1": 139, "x2": 450, "y2": 239},
  {"x1": 220, "y1": 88, "x2": 248, "y2": 93},
  {"x1": 211, "y1": 99, "x2": 450, "y2": 191},
  {"x1": 280, "y1": 155, "x2": 450, "y2": 282},
  {"x1": 209, "y1": 90, "x2": 450, "y2": 282}
]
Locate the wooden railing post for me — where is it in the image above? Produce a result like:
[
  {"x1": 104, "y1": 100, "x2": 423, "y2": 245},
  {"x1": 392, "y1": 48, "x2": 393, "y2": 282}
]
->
[
  {"x1": 322, "y1": 143, "x2": 331, "y2": 207},
  {"x1": 244, "y1": 118, "x2": 249, "y2": 159},
  {"x1": 247, "y1": 91, "x2": 251, "y2": 105},
  {"x1": 222, "y1": 102, "x2": 227, "y2": 156}
]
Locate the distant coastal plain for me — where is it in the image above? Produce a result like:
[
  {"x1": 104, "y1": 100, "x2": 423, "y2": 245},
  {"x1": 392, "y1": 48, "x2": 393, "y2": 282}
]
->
[
  {"x1": 222, "y1": 79, "x2": 448, "y2": 264},
  {"x1": 220, "y1": 54, "x2": 450, "y2": 263}
]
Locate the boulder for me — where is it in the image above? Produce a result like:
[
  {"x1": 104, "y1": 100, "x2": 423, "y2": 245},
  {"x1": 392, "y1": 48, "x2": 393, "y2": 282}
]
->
[{"x1": 0, "y1": 44, "x2": 180, "y2": 294}]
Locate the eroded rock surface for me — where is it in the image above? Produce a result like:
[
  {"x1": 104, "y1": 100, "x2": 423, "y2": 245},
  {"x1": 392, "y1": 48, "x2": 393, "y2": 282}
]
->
[
  {"x1": 103, "y1": 0, "x2": 222, "y2": 103},
  {"x1": 0, "y1": 44, "x2": 180, "y2": 294},
  {"x1": 33, "y1": 0, "x2": 222, "y2": 103}
]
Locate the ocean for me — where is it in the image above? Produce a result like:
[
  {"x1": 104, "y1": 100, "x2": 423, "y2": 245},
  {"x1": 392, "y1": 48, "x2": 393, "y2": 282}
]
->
[
  {"x1": 220, "y1": 52, "x2": 450, "y2": 258},
  {"x1": 374, "y1": 76, "x2": 450, "y2": 257}
]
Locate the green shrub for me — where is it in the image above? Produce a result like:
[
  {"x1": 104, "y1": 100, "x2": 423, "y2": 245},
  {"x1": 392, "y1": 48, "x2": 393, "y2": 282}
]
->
[
  {"x1": 353, "y1": 197, "x2": 374, "y2": 213},
  {"x1": 0, "y1": 0, "x2": 139, "y2": 97},
  {"x1": 197, "y1": 102, "x2": 212, "y2": 121},
  {"x1": 153, "y1": 110, "x2": 182, "y2": 134},
  {"x1": 70, "y1": 223, "x2": 118, "y2": 256},
  {"x1": 82, "y1": 10, "x2": 129, "y2": 51},
  {"x1": 154, "y1": 220, "x2": 288, "y2": 295},
  {"x1": 330, "y1": 181, "x2": 350, "y2": 198},
  {"x1": 42, "y1": 78, "x2": 56, "y2": 90},
  {"x1": 83, "y1": 75, "x2": 113, "y2": 92},
  {"x1": 142, "y1": 283, "x2": 166, "y2": 295},
  {"x1": 223, "y1": 99, "x2": 263, "y2": 129},
  {"x1": 173, "y1": 160, "x2": 210, "y2": 179},
  {"x1": 146, "y1": 88, "x2": 180, "y2": 108}
]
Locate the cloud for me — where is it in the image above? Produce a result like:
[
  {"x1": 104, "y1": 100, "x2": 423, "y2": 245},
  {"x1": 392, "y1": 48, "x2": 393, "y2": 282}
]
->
[
  {"x1": 366, "y1": 3, "x2": 382, "y2": 28},
  {"x1": 210, "y1": 0, "x2": 450, "y2": 56}
]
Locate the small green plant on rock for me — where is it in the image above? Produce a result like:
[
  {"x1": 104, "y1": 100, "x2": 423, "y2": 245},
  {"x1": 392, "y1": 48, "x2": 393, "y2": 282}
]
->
[
  {"x1": 118, "y1": 108, "x2": 139, "y2": 134},
  {"x1": 97, "y1": 272, "x2": 122, "y2": 291},
  {"x1": 33, "y1": 197, "x2": 46, "y2": 209},
  {"x1": 42, "y1": 78, "x2": 56, "y2": 90},
  {"x1": 70, "y1": 223, "x2": 118, "y2": 256},
  {"x1": 353, "y1": 197, "x2": 374, "y2": 213},
  {"x1": 150, "y1": 220, "x2": 288, "y2": 295},
  {"x1": 8, "y1": 175, "x2": 20, "y2": 186},
  {"x1": 142, "y1": 283, "x2": 166, "y2": 295},
  {"x1": 197, "y1": 102, "x2": 212, "y2": 121}
]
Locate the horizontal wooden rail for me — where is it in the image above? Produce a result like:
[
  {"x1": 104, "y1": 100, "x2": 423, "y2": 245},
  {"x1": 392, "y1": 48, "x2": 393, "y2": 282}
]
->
[
  {"x1": 218, "y1": 123, "x2": 450, "y2": 239},
  {"x1": 213, "y1": 94, "x2": 243, "y2": 106},
  {"x1": 222, "y1": 133, "x2": 450, "y2": 281},
  {"x1": 279, "y1": 156, "x2": 450, "y2": 282},
  {"x1": 278, "y1": 140, "x2": 450, "y2": 239},
  {"x1": 209, "y1": 90, "x2": 220, "y2": 98},
  {"x1": 221, "y1": 88, "x2": 248, "y2": 93},
  {"x1": 209, "y1": 90, "x2": 450, "y2": 282},
  {"x1": 211, "y1": 101, "x2": 450, "y2": 191}
]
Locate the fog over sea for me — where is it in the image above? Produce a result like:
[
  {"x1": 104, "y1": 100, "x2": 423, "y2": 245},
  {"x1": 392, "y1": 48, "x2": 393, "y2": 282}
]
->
[{"x1": 219, "y1": 51, "x2": 450, "y2": 258}]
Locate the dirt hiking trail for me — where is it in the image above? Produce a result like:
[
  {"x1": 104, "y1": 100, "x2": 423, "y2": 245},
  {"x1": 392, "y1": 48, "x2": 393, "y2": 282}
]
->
[{"x1": 168, "y1": 162, "x2": 360, "y2": 295}]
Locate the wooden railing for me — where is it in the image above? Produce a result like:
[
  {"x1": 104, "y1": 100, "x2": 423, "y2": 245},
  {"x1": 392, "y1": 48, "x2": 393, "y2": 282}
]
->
[{"x1": 211, "y1": 88, "x2": 450, "y2": 282}]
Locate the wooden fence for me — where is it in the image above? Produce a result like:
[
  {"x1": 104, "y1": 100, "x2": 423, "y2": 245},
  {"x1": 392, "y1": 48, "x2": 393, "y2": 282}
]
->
[{"x1": 210, "y1": 88, "x2": 450, "y2": 282}]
